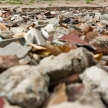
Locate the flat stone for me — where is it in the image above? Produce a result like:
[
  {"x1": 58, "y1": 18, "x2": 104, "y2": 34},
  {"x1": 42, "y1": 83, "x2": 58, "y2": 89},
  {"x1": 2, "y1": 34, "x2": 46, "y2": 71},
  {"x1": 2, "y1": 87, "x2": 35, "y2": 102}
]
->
[{"x1": 0, "y1": 42, "x2": 31, "y2": 59}]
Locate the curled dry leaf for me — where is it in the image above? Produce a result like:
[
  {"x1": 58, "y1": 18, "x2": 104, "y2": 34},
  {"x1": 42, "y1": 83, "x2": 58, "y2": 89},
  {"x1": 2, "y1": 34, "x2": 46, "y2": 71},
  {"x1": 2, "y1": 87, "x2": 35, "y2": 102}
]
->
[
  {"x1": 0, "y1": 22, "x2": 8, "y2": 31},
  {"x1": 29, "y1": 43, "x2": 46, "y2": 51},
  {"x1": 12, "y1": 32, "x2": 26, "y2": 38},
  {"x1": 42, "y1": 83, "x2": 68, "y2": 108},
  {"x1": 44, "y1": 42, "x2": 75, "y2": 56},
  {"x1": 36, "y1": 50, "x2": 51, "y2": 57},
  {"x1": 44, "y1": 43, "x2": 62, "y2": 56},
  {"x1": 94, "y1": 54, "x2": 103, "y2": 62}
]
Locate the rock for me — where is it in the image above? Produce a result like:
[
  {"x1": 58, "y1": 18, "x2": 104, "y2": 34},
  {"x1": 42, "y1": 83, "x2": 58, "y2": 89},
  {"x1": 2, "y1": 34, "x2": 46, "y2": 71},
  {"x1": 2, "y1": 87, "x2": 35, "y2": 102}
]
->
[
  {"x1": 0, "y1": 65, "x2": 49, "y2": 108},
  {"x1": 19, "y1": 55, "x2": 31, "y2": 65},
  {"x1": 1, "y1": 97, "x2": 21, "y2": 108},
  {"x1": 42, "y1": 83, "x2": 68, "y2": 108},
  {"x1": 48, "y1": 18, "x2": 59, "y2": 25},
  {"x1": 10, "y1": 27, "x2": 26, "y2": 34},
  {"x1": 66, "y1": 83, "x2": 84, "y2": 101},
  {"x1": 41, "y1": 28, "x2": 50, "y2": 39},
  {"x1": 0, "y1": 30, "x2": 14, "y2": 39},
  {"x1": 49, "y1": 27, "x2": 70, "y2": 40},
  {"x1": 80, "y1": 66, "x2": 108, "y2": 106},
  {"x1": 0, "y1": 55, "x2": 19, "y2": 73},
  {"x1": 84, "y1": 14, "x2": 93, "y2": 23},
  {"x1": 24, "y1": 28, "x2": 46, "y2": 45},
  {"x1": 47, "y1": 102, "x2": 104, "y2": 108},
  {"x1": 37, "y1": 48, "x2": 96, "y2": 82},
  {"x1": 48, "y1": 83, "x2": 105, "y2": 108},
  {"x1": 0, "y1": 23, "x2": 8, "y2": 31},
  {"x1": 44, "y1": 24, "x2": 54, "y2": 33},
  {"x1": 90, "y1": 35, "x2": 108, "y2": 55},
  {"x1": 11, "y1": 15, "x2": 23, "y2": 25},
  {"x1": 0, "y1": 42, "x2": 31, "y2": 59},
  {"x1": 12, "y1": 32, "x2": 26, "y2": 38},
  {"x1": 100, "y1": 14, "x2": 108, "y2": 22},
  {"x1": 85, "y1": 31, "x2": 99, "y2": 42}
]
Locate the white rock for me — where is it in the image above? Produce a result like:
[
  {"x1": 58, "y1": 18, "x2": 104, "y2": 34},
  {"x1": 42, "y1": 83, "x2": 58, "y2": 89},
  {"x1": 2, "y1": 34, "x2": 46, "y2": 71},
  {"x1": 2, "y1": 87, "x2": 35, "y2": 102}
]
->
[
  {"x1": 80, "y1": 66, "x2": 108, "y2": 105},
  {"x1": 0, "y1": 65, "x2": 49, "y2": 108},
  {"x1": 44, "y1": 24, "x2": 54, "y2": 33},
  {"x1": 41, "y1": 28, "x2": 50, "y2": 39}
]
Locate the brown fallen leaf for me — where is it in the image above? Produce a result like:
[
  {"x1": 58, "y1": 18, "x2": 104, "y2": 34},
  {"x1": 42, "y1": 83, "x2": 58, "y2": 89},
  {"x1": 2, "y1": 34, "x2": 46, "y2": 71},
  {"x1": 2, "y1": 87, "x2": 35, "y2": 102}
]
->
[
  {"x1": 4, "y1": 17, "x2": 11, "y2": 22},
  {"x1": 12, "y1": 32, "x2": 26, "y2": 38},
  {"x1": 36, "y1": 50, "x2": 51, "y2": 57},
  {"x1": 82, "y1": 25, "x2": 93, "y2": 35},
  {"x1": 44, "y1": 44, "x2": 62, "y2": 56},
  {"x1": 45, "y1": 42, "x2": 76, "y2": 56},
  {"x1": 42, "y1": 83, "x2": 68, "y2": 108},
  {"x1": 0, "y1": 22, "x2": 8, "y2": 31},
  {"x1": 28, "y1": 23, "x2": 36, "y2": 29},
  {"x1": 85, "y1": 31, "x2": 99, "y2": 42},
  {"x1": 69, "y1": 30, "x2": 81, "y2": 37},
  {"x1": 29, "y1": 43, "x2": 46, "y2": 51},
  {"x1": 94, "y1": 54, "x2": 103, "y2": 62},
  {"x1": 60, "y1": 23, "x2": 69, "y2": 29}
]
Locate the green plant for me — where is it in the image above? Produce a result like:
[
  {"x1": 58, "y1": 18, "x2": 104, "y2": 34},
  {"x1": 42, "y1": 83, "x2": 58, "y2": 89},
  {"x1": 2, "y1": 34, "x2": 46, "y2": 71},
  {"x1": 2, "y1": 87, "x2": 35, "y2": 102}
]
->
[
  {"x1": 85, "y1": 0, "x2": 94, "y2": 3},
  {"x1": 8, "y1": 0, "x2": 23, "y2": 4},
  {"x1": 0, "y1": 0, "x2": 2, "y2": 4},
  {"x1": 48, "y1": 1, "x2": 52, "y2": 6},
  {"x1": 29, "y1": 0, "x2": 35, "y2": 3}
]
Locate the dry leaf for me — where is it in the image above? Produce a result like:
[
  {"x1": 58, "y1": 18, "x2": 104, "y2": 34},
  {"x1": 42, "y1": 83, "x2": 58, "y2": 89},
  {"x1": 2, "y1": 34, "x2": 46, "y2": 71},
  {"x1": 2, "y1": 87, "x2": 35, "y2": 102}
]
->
[
  {"x1": 0, "y1": 22, "x2": 8, "y2": 31},
  {"x1": 36, "y1": 50, "x2": 51, "y2": 57},
  {"x1": 85, "y1": 31, "x2": 99, "y2": 42},
  {"x1": 45, "y1": 42, "x2": 77, "y2": 56},
  {"x1": 29, "y1": 43, "x2": 46, "y2": 51},
  {"x1": 58, "y1": 45, "x2": 71, "y2": 53},
  {"x1": 4, "y1": 17, "x2": 11, "y2": 21},
  {"x1": 94, "y1": 54, "x2": 103, "y2": 61},
  {"x1": 45, "y1": 44, "x2": 62, "y2": 56},
  {"x1": 12, "y1": 32, "x2": 26, "y2": 38},
  {"x1": 60, "y1": 23, "x2": 68, "y2": 29},
  {"x1": 82, "y1": 25, "x2": 93, "y2": 35},
  {"x1": 42, "y1": 83, "x2": 68, "y2": 108},
  {"x1": 69, "y1": 30, "x2": 81, "y2": 37}
]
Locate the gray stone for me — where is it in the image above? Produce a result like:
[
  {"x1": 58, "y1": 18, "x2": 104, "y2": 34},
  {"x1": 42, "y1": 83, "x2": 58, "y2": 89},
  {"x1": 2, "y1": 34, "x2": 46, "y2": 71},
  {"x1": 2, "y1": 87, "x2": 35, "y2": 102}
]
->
[
  {"x1": 37, "y1": 48, "x2": 96, "y2": 82},
  {"x1": 0, "y1": 42, "x2": 31, "y2": 59},
  {"x1": 24, "y1": 28, "x2": 46, "y2": 45},
  {"x1": 47, "y1": 102, "x2": 105, "y2": 108},
  {"x1": 19, "y1": 55, "x2": 31, "y2": 65},
  {"x1": 48, "y1": 84, "x2": 105, "y2": 108},
  {"x1": 10, "y1": 27, "x2": 26, "y2": 34},
  {"x1": 0, "y1": 65, "x2": 49, "y2": 108},
  {"x1": 80, "y1": 66, "x2": 108, "y2": 106},
  {"x1": 0, "y1": 30, "x2": 14, "y2": 39}
]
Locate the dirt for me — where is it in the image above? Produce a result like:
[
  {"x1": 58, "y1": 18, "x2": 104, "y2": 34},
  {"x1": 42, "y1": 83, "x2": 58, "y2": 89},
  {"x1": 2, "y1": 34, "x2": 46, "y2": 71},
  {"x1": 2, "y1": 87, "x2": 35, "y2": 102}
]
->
[{"x1": 0, "y1": 0, "x2": 107, "y2": 8}]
